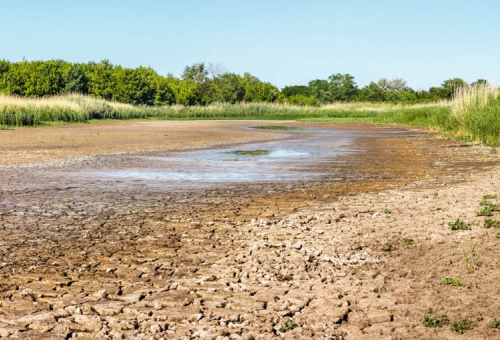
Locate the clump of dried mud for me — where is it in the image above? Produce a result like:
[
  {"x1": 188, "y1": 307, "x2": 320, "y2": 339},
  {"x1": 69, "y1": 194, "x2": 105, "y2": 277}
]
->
[{"x1": 0, "y1": 121, "x2": 499, "y2": 339}]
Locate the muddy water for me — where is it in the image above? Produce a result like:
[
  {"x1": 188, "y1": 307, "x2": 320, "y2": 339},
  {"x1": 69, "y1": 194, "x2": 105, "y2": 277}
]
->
[
  {"x1": 75, "y1": 126, "x2": 422, "y2": 190},
  {"x1": 1, "y1": 126, "x2": 421, "y2": 193},
  {"x1": 89, "y1": 127, "x2": 359, "y2": 187}
]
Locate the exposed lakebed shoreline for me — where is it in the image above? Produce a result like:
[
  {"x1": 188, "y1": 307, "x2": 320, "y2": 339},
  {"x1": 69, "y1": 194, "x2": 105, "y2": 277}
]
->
[{"x1": 0, "y1": 121, "x2": 499, "y2": 339}]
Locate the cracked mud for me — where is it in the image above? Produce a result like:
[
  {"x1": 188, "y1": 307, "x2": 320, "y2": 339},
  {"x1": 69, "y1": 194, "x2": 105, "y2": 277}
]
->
[{"x1": 0, "y1": 121, "x2": 499, "y2": 339}]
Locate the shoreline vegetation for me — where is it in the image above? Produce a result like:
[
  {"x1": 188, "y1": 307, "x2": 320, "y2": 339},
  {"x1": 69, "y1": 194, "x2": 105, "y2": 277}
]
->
[
  {"x1": 1, "y1": 87, "x2": 499, "y2": 145},
  {"x1": 0, "y1": 59, "x2": 498, "y2": 145}
]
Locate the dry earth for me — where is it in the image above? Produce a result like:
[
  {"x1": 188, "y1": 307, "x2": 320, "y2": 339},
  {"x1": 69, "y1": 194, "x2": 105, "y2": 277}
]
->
[{"x1": 0, "y1": 121, "x2": 499, "y2": 339}]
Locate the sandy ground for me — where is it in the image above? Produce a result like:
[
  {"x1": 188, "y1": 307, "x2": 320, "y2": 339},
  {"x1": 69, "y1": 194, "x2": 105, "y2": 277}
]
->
[{"x1": 0, "y1": 121, "x2": 499, "y2": 339}]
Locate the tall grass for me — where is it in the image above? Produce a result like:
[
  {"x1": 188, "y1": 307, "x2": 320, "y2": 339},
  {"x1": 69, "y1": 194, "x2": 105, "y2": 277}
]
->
[
  {"x1": 1, "y1": 91, "x2": 498, "y2": 145},
  {"x1": 0, "y1": 94, "x2": 444, "y2": 125},
  {"x1": 451, "y1": 86, "x2": 500, "y2": 144},
  {"x1": 374, "y1": 86, "x2": 500, "y2": 144}
]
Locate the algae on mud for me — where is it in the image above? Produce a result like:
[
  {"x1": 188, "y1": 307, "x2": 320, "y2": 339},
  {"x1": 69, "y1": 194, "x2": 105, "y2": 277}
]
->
[
  {"x1": 251, "y1": 126, "x2": 306, "y2": 131},
  {"x1": 228, "y1": 149, "x2": 272, "y2": 156}
]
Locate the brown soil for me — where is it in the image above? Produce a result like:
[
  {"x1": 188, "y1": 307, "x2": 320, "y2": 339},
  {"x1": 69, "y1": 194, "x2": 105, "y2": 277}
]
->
[{"x1": 0, "y1": 121, "x2": 499, "y2": 339}]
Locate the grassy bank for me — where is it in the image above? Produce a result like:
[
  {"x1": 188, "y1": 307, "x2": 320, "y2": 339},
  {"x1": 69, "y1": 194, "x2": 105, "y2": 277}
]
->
[
  {"x1": 1, "y1": 89, "x2": 499, "y2": 144},
  {"x1": 0, "y1": 94, "x2": 445, "y2": 124}
]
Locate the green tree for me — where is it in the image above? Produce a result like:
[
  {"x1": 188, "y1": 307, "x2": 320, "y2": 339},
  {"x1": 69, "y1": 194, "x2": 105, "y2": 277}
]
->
[
  {"x1": 308, "y1": 79, "x2": 331, "y2": 103},
  {"x1": 87, "y1": 60, "x2": 116, "y2": 100},
  {"x1": 242, "y1": 73, "x2": 279, "y2": 102},
  {"x1": 442, "y1": 78, "x2": 469, "y2": 96},
  {"x1": 62, "y1": 63, "x2": 89, "y2": 94},
  {"x1": 206, "y1": 73, "x2": 245, "y2": 104},
  {"x1": 285, "y1": 94, "x2": 319, "y2": 106},
  {"x1": 471, "y1": 79, "x2": 489, "y2": 88},
  {"x1": 182, "y1": 62, "x2": 208, "y2": 84},
  {"x1": 377, "y1": 78, "x2": 412, "y2": 92},
  {"x1": 327, "y1": 73, "x2": 358, "y2": 101},
  {"x1": 169, "y1": 77, "x2": 199, "y2": 105},
  {"x1": 154, "y1": 75, "x2": 176, "y2": 106},
  {"x1": 113, "y1": 66, "x2": 158, "y2": 105},
  {"x1": 356, "y1": 82, "x2": 385, "y2": 102},
  {"x1": 429, "y1": 86, "x2": 451, "y2": 99},
  {"x1": 282, "y1": 85, "x2": 312, "y2": 98}
]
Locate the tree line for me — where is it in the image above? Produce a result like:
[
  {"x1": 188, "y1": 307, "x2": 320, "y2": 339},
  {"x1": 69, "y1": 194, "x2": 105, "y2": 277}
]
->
[{"x1": 0, "y1": 59, "x2": 489, "y2": 106}]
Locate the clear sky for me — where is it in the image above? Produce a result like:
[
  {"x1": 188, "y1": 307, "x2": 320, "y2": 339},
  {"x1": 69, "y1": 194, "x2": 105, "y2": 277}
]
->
[{"x1": 1, "y1": 0, "x2": 499, "y2": 90}]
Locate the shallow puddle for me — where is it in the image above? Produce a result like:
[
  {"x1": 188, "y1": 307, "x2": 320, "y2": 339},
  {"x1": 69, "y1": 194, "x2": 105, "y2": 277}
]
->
[
  {"x1": 22, "y1": 125, "x2": 423, "y2": 190},
  {"x1": 92, "y1": 127, "x2": 357, "y2": 186}
]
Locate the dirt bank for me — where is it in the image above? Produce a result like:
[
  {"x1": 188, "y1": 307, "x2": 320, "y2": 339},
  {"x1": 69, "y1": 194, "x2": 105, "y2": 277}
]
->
[{"x1": 0, "y1": 121, "x2": 499, "y2": 339}]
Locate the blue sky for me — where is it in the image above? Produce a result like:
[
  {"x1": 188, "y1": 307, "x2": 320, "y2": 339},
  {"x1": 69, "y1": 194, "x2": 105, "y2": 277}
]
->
[{"x1": 1, "y1": 0, "x2": 499, "y2": 90}]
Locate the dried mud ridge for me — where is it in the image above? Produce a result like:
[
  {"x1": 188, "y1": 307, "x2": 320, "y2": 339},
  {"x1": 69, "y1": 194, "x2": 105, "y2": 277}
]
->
[{"x1": 1, "y1": 127, "x2": 500, "y2": 339}]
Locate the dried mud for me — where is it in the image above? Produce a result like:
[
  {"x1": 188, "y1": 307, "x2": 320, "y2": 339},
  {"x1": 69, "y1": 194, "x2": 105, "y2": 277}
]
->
[{"x1": 0, "y1": 121, "x2": 499, "y2": 339}]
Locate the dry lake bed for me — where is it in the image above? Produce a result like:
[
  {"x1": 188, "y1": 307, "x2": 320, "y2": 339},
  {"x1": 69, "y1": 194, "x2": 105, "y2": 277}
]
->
[{"x1": 0, "y1": 121, "x2": 499, "y2": 339}]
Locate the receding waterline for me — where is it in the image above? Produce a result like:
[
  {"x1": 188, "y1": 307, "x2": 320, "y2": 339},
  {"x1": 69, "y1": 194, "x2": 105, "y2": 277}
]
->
[
  {"x1": 228, "y1": 150, "x2": 271, "y2": 156},
  {"x1": 93, "y1": 128, "x2": 358, "y2": 185},
  {"x1": 250, "y1": 126, "x2": 306, "y2": 131}
]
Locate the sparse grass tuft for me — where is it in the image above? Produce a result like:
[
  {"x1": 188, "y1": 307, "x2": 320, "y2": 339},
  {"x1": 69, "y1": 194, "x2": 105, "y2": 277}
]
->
[
  {"x1": 440, "y1": 278, "x2": 464, "y2": 287},
  {"x1": 279, "y1": 319, "x2": 298, "y2": 333},
  {"x1": 462, "y1": 245, "x2": 477, "y2": 272},
  {"x1": 448, "y1": 218, "x2": 471, "y2": 230},
  {"x1": 477, "y1": 207, "x2": 493, "y2": 217},
  {"x1": 401, "y1": 238, "x2": 414, "y2": 245},
  {"x1": 496, "y1": 232, "x2": 500, "y2": 239},
  {"x1": 488, "y1": 203, "x2": 500, "y2": 211},
  {"x1": 450, "y1": 319, "x2": 475, "y2": 334},
  {"x1": 422, "y1": 310, "x2": 449, "y2": 328},
  {"x1": 483, "y1": 194, "x2": 497, "y2": 200},
  {"x1": 484, "y1": 219, "x2": 500, "y2": 229},
  {"x1": 491, "y1": 319, "x2": 500, "y2": 328}
]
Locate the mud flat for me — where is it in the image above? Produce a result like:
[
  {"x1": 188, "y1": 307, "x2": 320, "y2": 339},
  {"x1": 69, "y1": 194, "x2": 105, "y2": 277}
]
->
[{"x1": 0, "y1": 121, "x2": 499, "y2": 339}]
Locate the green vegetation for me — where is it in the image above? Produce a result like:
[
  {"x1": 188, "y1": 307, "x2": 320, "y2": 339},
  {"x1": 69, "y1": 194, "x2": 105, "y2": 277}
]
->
[
  {"x1": 496, "y1": 232, "x2": 500, "y2": 239},
  {"x1": 401, "y1": 238, "x2": 414, "y2": 245},
  {"x1": 229, "y1": 150, "x2": 271, "y2": 156},
  {"x1": 450, "y1": 86, "x2": 500, "y2": 145},
  {"x1": 422, "y1": 310, "x2": 449, "y2": 328},
  {"x1": 440, "y1": 278, "x2": 464, "y2": 287},
  {"x1": 251, "y1": 125, "x2": 306, "y2": 131},
  {"x1": 483, "y1": 194, "x2": 497, "y2": 200},
  {"x1": 484, "y1": 219, "x2": 500, "y2": 228},
  {"x1": 448, "y1": 218, "x2": 471, "y2": 230},
  {"x1": 0, "y1": 60, "x2": 279, "y2": 106},
  {"x1": 450, "y1": 319, "x2": 475, "y2": 334},
  {"x1": 477, "y1": 207, "x2": 493, "y2": 217},
  {"x1": 0, "y1": 59, "x2": 466, "y2": 105},
  {"x1": 462, "y1": 245, "x2": 477, "y2": 272},
  {"x1": 0, "y1": 94, "x2": 447, "y2": 128},
  {"x1": 1, "y1": 59, "x2": 499, "y2": 145},
  {"x1": 488, "y1": 204, "x2": 500, "y2": 211},
  {"x1": 491, "y1": 319, "x2": 500, "y2": 328},
  {"x1": 279, "y1": 319, "x2": 298, "y2": 333}
]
